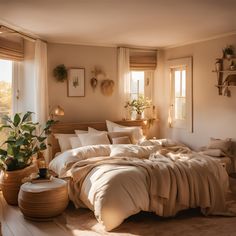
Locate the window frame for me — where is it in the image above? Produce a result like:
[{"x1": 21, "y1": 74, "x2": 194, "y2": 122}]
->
[{"x1": 168, "y1": 57, "x2": 193, "y2": 132}]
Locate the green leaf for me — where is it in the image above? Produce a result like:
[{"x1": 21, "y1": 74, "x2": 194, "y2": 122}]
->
[
  {"x1": 39, "y1": 142, "x2": 47, "y2": 150},
  {"x1": 0, "y1": 125, "x2": 11, "y2": 131},
  {"x1": 13, "y1": 113, "x2": 21, "y2": 127},
  {"x1": 0, "y1": 149, "x2": 7, "y2": 156},
  {"x1": 15, "y1": 137, "x2": 25, "y2": 146},
  {"x1": 37, "y1": 136, "x2": 47, "y2": 142},
  {"x1": 22, "y1": 111, "x2": 34, "y2": 123}
]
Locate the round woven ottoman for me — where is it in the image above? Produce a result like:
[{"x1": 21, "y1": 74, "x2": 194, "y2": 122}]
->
[{"x1": 18, "y1": 177, "x2": 68, "y2": 221}]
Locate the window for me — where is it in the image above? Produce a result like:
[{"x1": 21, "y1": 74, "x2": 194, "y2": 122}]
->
[
  {"x1": 169, "y1": 57, "x2": 192, "y2": 132},
  {"x1": 0, "y1": 59, "x2": 13, "y2": 144},
  {"x1": 130, "y1": 71, "x2": 145, "y2": 100}
]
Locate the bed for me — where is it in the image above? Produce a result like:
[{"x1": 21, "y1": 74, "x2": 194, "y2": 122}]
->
[{"x1": 49, "y1": 121, "x2": 234, "y2": 231}]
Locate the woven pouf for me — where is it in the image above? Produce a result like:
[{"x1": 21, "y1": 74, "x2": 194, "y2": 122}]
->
[{"x1": 18, "y1": 177, "x2": 68, "y2": 221}]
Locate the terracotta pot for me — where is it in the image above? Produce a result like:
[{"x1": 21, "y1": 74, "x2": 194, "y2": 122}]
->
[{"x1": 0, "y1": 164, "x2": 38, "y2": 205}]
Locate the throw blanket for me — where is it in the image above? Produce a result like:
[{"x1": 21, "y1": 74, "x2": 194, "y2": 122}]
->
[{"x1": 66, "y1": 145, "x2": 232, "y2": 231}]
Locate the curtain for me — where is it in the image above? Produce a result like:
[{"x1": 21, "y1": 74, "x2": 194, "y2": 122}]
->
[
  {"x1": 34, "y1": 39, "x2": 48, "y2": 125},
  {"x1": 12, "y1": 61, "x2": 23, "y2": 115},
  {"x1": 118, "y1": 47, "x2": 130, "y2": 119}
]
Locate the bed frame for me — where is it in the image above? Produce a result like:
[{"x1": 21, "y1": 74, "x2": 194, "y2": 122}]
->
[{"x1": 50, "y1": 120, "x2": 149, "y2": 158}]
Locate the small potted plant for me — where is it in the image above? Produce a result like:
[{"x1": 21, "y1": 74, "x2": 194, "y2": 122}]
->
[
  {"x1": 125, "y1": 95, "x2": 152, "y2": 120},
  {"x1": 0, "y1": 111, "x2": 56, "y2": 205},
  {"x1": 223, "y1": 45, "x2": 234, "y2": 59}
]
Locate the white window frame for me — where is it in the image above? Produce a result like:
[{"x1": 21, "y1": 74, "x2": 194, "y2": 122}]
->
[{"x1": 168, "y1": 57, "x2": 193, "y2": 132}]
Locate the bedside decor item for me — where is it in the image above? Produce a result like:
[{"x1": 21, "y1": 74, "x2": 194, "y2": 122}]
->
[
  {"x1": 125, "y1": 95, "x2": 152, "y2": 120},
  {"x1": 18, "y1": 177, "x2": 68, "y2": 221},
  {"x1": 53, "y1": 64, "x2": 68, "y2": 82},
  {"x1": 100, "y1": 79, "x2": 115, "y2": 96},
  {"x1": 223, "y1": 45, "x2": 234, "y2": 59},
  {"x1": 49, "y1": 105, "x2": 65, "y2": 120},
  {"x1": 67, "y1": 68, "x2": 85, "y2": 97},
  {"x1": 0, "y1": 111, "x2": 56, "y2": 205},
  {"x1": 90, "y1": 77, "x2": 98, "y2": 91}
]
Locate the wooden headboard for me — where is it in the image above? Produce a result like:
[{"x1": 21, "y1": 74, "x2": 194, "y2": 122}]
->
[{"x1": 50, "y1": 120, "x2": 148, "y2": 158}]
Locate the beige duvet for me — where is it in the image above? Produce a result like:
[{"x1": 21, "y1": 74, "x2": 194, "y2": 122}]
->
[{"x1": 49, "y1": 144, "x2": 232, "y2": 231}]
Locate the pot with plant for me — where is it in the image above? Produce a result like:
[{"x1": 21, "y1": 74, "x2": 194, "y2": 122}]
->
[
  {"x1": 125, "y1": 95, "x2": 152, "y2": 120},
  {"x1": 223, "y1": 45, "x2": 234, "y2": 59},
  {"x1": 53, "y1": 64, "x2": 68, "y2": 82},
  {"x1": 0, "y1": 111, "x2": 56, "y2": 205}
]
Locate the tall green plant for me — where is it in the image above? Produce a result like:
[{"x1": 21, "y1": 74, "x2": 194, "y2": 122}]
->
[{"x1": 0, "y1": 111, "x2": 56, "y2": 171}]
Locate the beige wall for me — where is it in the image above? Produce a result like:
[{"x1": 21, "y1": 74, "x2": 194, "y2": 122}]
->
[
  {"x1": 47, "y1": 43, "x2": 122, "y2": 122},
  {"x1": 156, "y1": 35, "x2": 236, "y2": 150}
]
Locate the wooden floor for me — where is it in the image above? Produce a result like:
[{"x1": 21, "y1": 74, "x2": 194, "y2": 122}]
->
[{"x1": 1, "y1": 191, "x2": 236, "y2": 236}]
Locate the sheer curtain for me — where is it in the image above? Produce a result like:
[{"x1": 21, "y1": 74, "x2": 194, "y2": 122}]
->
[
  {"x1": 118, "y1": 47, "x2": 130, "y2": 119},
  {"x1": 34, "y1": 39, "x2": 48, "y2": 125}
]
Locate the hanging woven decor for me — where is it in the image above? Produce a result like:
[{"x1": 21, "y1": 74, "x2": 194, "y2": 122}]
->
[{"x1": 100, "y1": 79, "x2": 115, "y2": 96}]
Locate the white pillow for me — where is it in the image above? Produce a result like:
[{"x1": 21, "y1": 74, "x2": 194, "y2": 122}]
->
[
  {"x1": 110, "y1": 144, "x2": 160, "y2": 159},
  {"x1": 70, "y1": 137, "x2": 82, "y2": 149},
  {"x1": 75, "y1": 130, "x2": 88, "y2": 135},
  {"x1": 106, "y1": 120, "x2": 122, "y2": 132},
  {"x1": 207, "y1": 138, "x2": 232, "y2": 154},
  {"x1": 77, "y1": 133, "x2": 111, "y2": 146},
  {"x1": 113, "y1": 126, "x2": 143, "y2": 144},
  {"x1": 54, "y1": 133, "x2": 77, "y2": 152},
  {"x1": 88, "y1": 127, "x2": 107, "y2": 134},
  {"x1": 112, "y1": 136, "x2": 131, "y2": 144}
]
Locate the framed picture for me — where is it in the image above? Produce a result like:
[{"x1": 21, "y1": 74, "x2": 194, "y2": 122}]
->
[{"x1": 67, "y1": 68, "x2": 85, "y2": 97}]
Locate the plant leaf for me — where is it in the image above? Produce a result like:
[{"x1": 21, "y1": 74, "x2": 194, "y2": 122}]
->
[
  {"x1": 22, "y1": 111, "x2": 34, "y2": 123},
  {"x1": 0, "y1": 125, "x2": 11, "y2": 131},
  {"x1": 0, "y1": 149, "x2": 7, "y2": 156},
  {"x1": 13, "y1": 113, "x2": 21, "y2": 127}
]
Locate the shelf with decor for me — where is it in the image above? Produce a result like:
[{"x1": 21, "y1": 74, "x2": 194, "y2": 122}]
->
[{"x1": 213, "y1": 45, "x2": 236, "y2": 97}]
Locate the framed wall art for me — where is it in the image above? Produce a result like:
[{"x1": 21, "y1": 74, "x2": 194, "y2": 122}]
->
[{"x1": 67, "y1": 68, "x2": 85, "y2": 97}]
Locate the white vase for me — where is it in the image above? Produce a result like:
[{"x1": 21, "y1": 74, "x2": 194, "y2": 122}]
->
[{"x1": 136, "y1": 113, "x2": 142, "y2": 120}]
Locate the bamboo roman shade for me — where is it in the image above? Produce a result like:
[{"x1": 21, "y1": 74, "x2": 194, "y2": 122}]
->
[
  {"x1": 130, "y1": 49, "x2": 157, "y2": 70},
  {"x1": 0, "y1": 35, "x2": 24, "y2": 61}
]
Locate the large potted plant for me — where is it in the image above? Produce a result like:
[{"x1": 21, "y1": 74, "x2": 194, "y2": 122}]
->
[
  {"x1": 0, "y1": 111, "x2": 55, "y2": 205},
  {"x1": 125, "y1": 95, "x2": 152, "y2": 120}
]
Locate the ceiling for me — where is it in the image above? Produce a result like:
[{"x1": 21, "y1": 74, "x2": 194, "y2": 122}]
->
[{"x1": 0, "y1": 0, "x2": 236, "y2": 48}]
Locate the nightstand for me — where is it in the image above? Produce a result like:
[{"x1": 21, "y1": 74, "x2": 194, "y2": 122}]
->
[
  {"x1": 18, "y1": 177, "x2": 68, "y2": 221},
  {"x1": 229, "y1": 173, "x2": 236, "y2": 194}
]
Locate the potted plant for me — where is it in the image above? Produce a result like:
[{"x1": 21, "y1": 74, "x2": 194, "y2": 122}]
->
[
  {"x1": 125, "y1": 95, "x2": 152, "y2": 120},
  {"x1": 0, "y1": 111, "x2": 56, "y2": 205},
  {"x1": 53, "y1": 64, "x2": 68, "y2": 82},
  {"x1": 223, "y1": 45, "x2": 234, "y2": 59}
]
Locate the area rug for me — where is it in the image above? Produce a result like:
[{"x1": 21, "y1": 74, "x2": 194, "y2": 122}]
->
[{"x1": 54, "y1": 192, "x2": 236, "y2": 236}]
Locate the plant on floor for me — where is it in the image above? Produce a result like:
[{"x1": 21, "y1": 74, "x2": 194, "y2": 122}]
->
[{"x1": 0, "y1": 111, "x2": 56, "y2": 171}]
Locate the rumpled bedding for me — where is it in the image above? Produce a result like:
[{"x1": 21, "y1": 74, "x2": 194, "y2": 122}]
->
[{"x1": 49, "y1": 144, "x2": 233, "y2": 231}]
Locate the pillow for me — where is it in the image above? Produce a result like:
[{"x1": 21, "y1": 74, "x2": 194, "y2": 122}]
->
[
  {"x1": 107, "y1": 131, "x2": 134, "y2": 144},
  {"x1": 207, "y1": 138, "x2": 232, "y2": 154},
  {"x1": 106, "y1": 120, "x2": 125, "y2": 132},
  {"x1": 113, "y1": 126, "x2": 143, "y2": 144},
  {"x1": 88, "y1": 127, "x2": 107, "y2": 134},
  {"x1": 110, "y1": 144, "x2": 160, "y2": 159},
  {"x1": 77, "y1": 133, "x2": 111, "y2": 146},
  {"x1": 70, "y1": 137, "x2": 82, "y2": 149},
  {"x1": 200, "y1": 149, "x2": 225, "y2": 157},
  {"x1": 54, "y1": 133, "x2": 77, "y2": 152},
  {"x1": 112, "y1": 136, "x2": 131, "y2": 144},
  {"x1": 75, "y1": 130, "x2": 88, "y2": 135}
]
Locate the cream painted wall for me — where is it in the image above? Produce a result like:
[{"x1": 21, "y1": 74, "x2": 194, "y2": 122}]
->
[
  {"x1": 156, "y1": 35, "x2": 236, "y2": 151},
  {"x1": 47, "y1": 43, "x2": 122, "y2": 122}
]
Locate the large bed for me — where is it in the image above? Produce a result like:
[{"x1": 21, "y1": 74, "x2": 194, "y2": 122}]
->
[{"x1": 48, "y1": 121, "x2": 234, "y2": 231}]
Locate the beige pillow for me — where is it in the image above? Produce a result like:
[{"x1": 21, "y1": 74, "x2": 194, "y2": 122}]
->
[
  {"x1": 88, "y1": 127, "x2": 107, "y2": 134},
  {"x1": 112, "y1": 136, "x2": 131, "y2": 144},
  {"x1": 75, "y1": 130, "x2": 88, "y2": 135},
  {"x1": 207, "y1": 138, "x2": 232, "y2": 154},
  {"x1": 107, "y1": 131, "x2": 134, "y2": 144},
  {"x1": 54, "y1": 133, "x2": 77, "y2": 152},
  {"x1": 110, "y1": 144, "x2": 160, "y2": 159},
  {"x1": 77, "y1": 133, "x2": 111, "y2": 146},
  {"x1": 70, "y1": 137, "x2": 82, "y2": 149}
]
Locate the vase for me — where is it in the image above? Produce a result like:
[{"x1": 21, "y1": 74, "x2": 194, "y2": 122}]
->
[
  {"x1": 136, "y1": 113, "x2": 142, "y2": 120},
  {"x1": 0, "y1": 164, "x2": 38, "y2": 205}
]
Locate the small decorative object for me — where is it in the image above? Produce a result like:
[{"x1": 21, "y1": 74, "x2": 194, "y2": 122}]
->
[
  {"x1": 67, "y1": 68, "x2": 85, "y2": 97},
  {"x1": 53, "y1": 64, "x2": 68, "y2": 82},
  {"x1": 125, "y1": 95, "x2": 152, "y2": 120},
  {"x1": 215, "y1": 59, "x2": 222, "y2": 71},
  {"x1": 0, "y1": 112, "x2": 56, "y2": 205},
  {"x1": 49, "y1": 105, "x2": 65, "y2": 119},
  {"x1": 100, "y1": 79, "x2": 115, "y2": 96},
  {"x1": 90, "y1": 77, "x2": 98, "y2": 91},
  {"x1": 91, "y1": 67, "x2": 106, "y2": 80},
  {"x1": 222, "y1": 45, "x2": 234, "y2": 59},
  {"x1": 230, "y1": 61, "x2": 236, "y2": 70}
]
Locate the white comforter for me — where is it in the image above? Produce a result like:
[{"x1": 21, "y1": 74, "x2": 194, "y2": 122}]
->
[{"x1": 49, "y1": 144, "x2": 231, "y2": 231}]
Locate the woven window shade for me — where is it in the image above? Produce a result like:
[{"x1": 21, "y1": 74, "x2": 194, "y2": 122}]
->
[
  {"x1": 130, "y1": 50, "x2": 157, "y2": 70},
  {"x1": 0, "y1": 36, "x2": 24, "y2": 61}
]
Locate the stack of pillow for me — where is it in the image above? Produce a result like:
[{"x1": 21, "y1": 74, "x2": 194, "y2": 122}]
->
[{"x1": 54, "y1": 120, "x2": 144, "y2": 153}]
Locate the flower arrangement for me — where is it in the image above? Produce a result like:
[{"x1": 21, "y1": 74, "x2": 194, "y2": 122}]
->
[
  {"x1": 125, "y1": 95, "x2": 152, "y2": 115},
  {"x1": 223, "y1": 45, "x2": 234, "y2": 58},
  {"x1": 0, "y1": 112, "x2": 56, "y2": 171}
]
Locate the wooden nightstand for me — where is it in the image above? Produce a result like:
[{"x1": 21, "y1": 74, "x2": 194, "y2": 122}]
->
[{"x1": 18, "y1": 177, "x2": 69, "y2": 221}]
